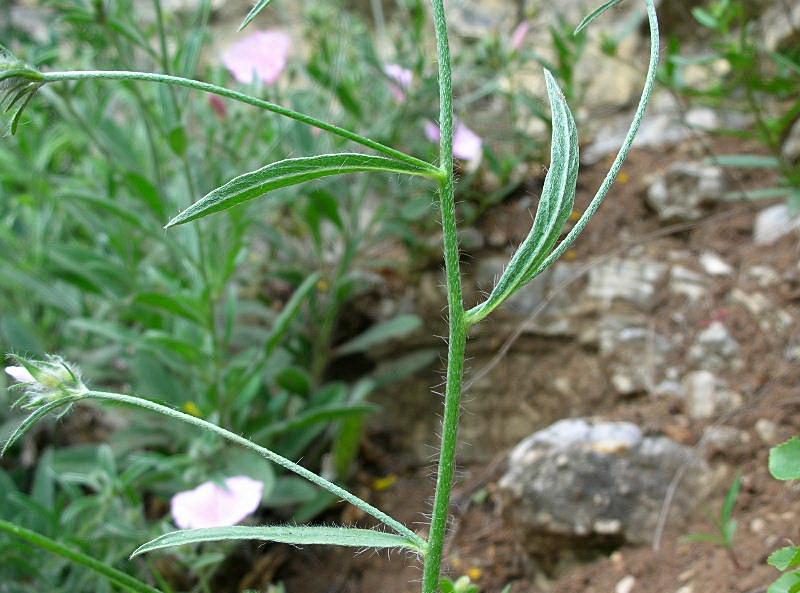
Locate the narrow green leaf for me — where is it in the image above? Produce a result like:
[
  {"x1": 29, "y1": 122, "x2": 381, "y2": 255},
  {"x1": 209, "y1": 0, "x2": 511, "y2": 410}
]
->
[
  {"x1": 131, "y1": 525, "x2": 423, "y2": 557},
  {"x1": 721, "y1": 474, "x2": 742, "y2": 526},
  {"x1": 239, "y1": 0, "x2": 273, "y2": 31},
  {"x1": 770, "y1": 438, "x2": 800, "y2": 481},
  {"x1": 692, "y1": 7, "x2": 718, "y2": 29},
  {"x1": 264, "y1": 272, "x2": 320, "y2": 357},
  {"x1": 770, "y1": 547, "x2": 800, "y2": 571},
  {"x1": 2, "y1": 398, "x2": 80, "y2": 457},
  {"x1": 575, "y1": 0, "x2": 624, "y2": 35},
  {"x1": 467, "y1": 69, "x2": 578, "y2": 323},
  {"x1": 133, "y1": 292, "x2": 204, "y2": 325},
  {"x1": 166, "y1": 153, "x2": 434, "y2": 227},
  {"x1": 722, "y1": 187, "x2": 792, "y2": 201},
  {"x1": 771, "y1": 52, "x2": 800, "y2": 77},
  {"x1": 0, "y1": 520, "x2": 163, "y2": 593},
  {"x1": 769, "y1": 572, "x2": 800, "y2": 593},
  {"x1": 713, "y1": 154, "x2": 781, "y2": 168},
  {"x1": 335, "y1": 314, "x2": 422, "y2": 356},
  {"x1": 256, "y1": 402, "x2": 377, "y2": 439}
]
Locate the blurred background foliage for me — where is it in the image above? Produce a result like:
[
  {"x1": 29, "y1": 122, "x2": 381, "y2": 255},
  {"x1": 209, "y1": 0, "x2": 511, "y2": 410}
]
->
[{"x1": 0, "y1": 0, "x2": 798, "y2": 591}]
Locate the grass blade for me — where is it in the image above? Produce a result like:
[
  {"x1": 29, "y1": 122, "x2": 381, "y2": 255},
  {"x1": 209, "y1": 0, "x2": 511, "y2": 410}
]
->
[
  {"x1": 239, "y1": 0, "x2": 273, "y2": 31},
  {"x1": 0, "y1": 520, "x2": 163, "y2": 593},
  {"x1": 2, "y1": 397, "x2": 80, "y2": 457},
  {"x1": 466, "y1": 69, "x2": 578, "y2": 323},
  {"x1": 335, "y1": 314, "x2": 422, "y2": 356},
  {"x1": 165, "y1": 153, "x2": 435, "y2": 227},
  {"x1": 132, "y1": 525, "x2": 424, "y2": 557},
  {"x1": 264, "y1": 272, "x2": 320, "y2": 357},
  {"x1": 575, "y1": 0, "x2": 624, "y2": 35}
]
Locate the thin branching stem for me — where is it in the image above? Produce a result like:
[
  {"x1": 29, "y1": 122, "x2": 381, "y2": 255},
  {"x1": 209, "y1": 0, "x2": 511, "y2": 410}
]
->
[
  {"x1": 422, "y1": 0, "x2": 468, "y2": 591},
  {"x1": 40, "y1": 70, "x2": 441, "y2": 177},
  {"x1": 464, "y1": 0, "x2": 660, "y2": 326},
  {"x1": 84, "y1": 390, "x2": 425, "y2": 549}
]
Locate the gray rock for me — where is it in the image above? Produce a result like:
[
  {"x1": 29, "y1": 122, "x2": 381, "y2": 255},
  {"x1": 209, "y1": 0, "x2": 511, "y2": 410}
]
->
[
  {"x1": 595, "y1": 315, "x2": 671, "y2": 395},
  {"x1": 646, "y1": 163, "x2": 726, "y2": 222},
  {"x1": 587, "y1": 257, "x2": 668, "y2": 310},
  {"x1": 759, "y1": 1, "x2": 800, "y2": 51},
  {"x1": 754, "y1": 204, "x2": 800, "y2": 245},
  {"x1": 582, "y1": 92, "x2": 725, "y2": 165},
  {"x1": 702, "y1": 426, "x2": 751, "y2": 458},
  {"x1": 687, "y1": 322, "x2": 741, "y2": 372},
  {"x1": 699, "y1": 251, "x2": 734, "y2": 277},
  {"x1": 474, "y1": 257, "x2": 551, "y2": 314},
  {"x1": 755, "y1": 419, "x2": 781, "y2": 445},
  {"x1": 783, "y1": 119, "x2": 800, "y2": 164},
  {"x1": 499, "y1": 418, "x2": 710, "y2": 551},
  {"x1": 670, "y1": 265, "x2": 710, "y2": 301},
  {"x1": 447, "y1": 0, "x2": 515, "y2": 38},
  {"x1": 731, "y1": 288, "x2": 794, "y2": 333},
  {"x1": 683, "y1": 371, "x2": 743, "y2": 420}
]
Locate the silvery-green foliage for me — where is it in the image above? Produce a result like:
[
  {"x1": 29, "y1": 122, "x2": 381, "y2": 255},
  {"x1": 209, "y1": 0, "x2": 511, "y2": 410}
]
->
[{"x1": 0, "y1": 0, "x2": 660, "y2": 591}]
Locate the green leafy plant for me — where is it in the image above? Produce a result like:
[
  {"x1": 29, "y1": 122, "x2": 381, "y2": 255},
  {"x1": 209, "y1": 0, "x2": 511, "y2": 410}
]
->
[
  {"x1": 684, "y1": 474, "x2": 742, "y2": 568},
  {"x1": 661, "y1": 0, "x2": 800, "y2": 210},
  {"x1": 767, "y1": 438, "x2": 800, "y2": 593},
  {"x1": 0, "y1": 0, "x2": 660, "y2": 591}
]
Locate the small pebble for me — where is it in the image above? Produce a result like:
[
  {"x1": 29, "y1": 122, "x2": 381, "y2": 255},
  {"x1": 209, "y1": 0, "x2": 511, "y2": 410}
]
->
[
  {"x1": 750, "y1": 518, "x2": 766, "y2": 534},
  {"x1": 755, "y1": 419, "x2": 780, "y2": 445},
  {"x1": 616, "y1": 575, "x2": 636, "y2": 593}
]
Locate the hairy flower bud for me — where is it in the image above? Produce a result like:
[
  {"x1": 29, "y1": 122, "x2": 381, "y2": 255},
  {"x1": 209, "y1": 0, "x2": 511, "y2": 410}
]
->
[{"x1": 5, "y1": 355, "x2": 87, "y2": 408}]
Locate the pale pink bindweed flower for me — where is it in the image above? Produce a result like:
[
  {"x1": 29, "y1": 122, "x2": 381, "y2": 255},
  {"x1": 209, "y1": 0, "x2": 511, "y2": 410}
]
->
[
  {"x1": 5, "y1": 366, "x2": 35, "y2": 383},
  {"x1": 384, "y1": 64, "x2": 413, "y2": 102},
  {"x1": 222, "y1": 30, "x2": 291, "y2": 85},
  {"x1": 510, "y1": 20, "x2": 531, "y2": 51},
  {"x1": 170, "y1": 476, "x2": 264, "y2": 529},
  {"x1": 424, "y1": 120, "x2": 483, "y2": 167}
]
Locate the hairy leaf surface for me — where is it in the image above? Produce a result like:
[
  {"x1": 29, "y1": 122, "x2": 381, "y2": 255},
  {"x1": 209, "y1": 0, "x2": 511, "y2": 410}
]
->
[{"x1": 166, "y1": 154, "x2": 434, "y2": 227}]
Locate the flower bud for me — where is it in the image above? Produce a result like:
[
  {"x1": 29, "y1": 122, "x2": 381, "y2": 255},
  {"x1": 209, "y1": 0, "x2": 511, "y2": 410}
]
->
[{"x1": 5, "y1": 355, "x2": 87, "y2": 408}]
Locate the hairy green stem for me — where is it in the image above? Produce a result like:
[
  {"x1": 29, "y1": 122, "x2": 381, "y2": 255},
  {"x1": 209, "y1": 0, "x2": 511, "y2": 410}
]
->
[
  {"x1": 464, "y1": 0, "x2": 660, "y2": 326},
  {"x1": 83, "y1": 390, "x2": 424, "y2": 548},
  {"x1": 0, "y1": 519, "x2": 164, "y2": 593},
  {"x1": 528, "y1": 0, "x2": 659, "y2": 275},
  {"x1": 422, "y1": 0, "x2": 467, "y2": 591},
  {"x1": 39, "y1": 70, "x2": 440, "y2": 176}
]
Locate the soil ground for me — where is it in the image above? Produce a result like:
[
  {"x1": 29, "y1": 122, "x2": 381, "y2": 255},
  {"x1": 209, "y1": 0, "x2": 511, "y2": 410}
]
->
[{"x1": 259, "y1": 133, "x2": 800, "y2": 593}]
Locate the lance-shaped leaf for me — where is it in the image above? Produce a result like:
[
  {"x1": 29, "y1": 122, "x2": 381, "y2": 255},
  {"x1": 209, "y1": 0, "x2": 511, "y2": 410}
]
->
[
  {"x1": 131, "y1": 525, "x2": 424, "y2": 557},
  {"x1": 239, "y1": 0, "x2": 273, "y2": 31},
  {"x1": 575, "y1": 0, "x2": 624, "y2": 35},
  {"x1": 264, "y1": 272, "x2": 320, "y2": 357},
  {"x1": 466, "y1": 70, "x2": 578, "y2": 324},
  {"x1": 165, "y1": 153, "x2": 435, "y2": 228},
  {"x1": 2, "y1": 397, "x2": 81, "y2": 457}
]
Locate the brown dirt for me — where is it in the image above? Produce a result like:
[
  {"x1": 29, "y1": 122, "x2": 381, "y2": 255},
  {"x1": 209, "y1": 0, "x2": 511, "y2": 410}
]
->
[{"x1": 257, "y1": 134, "x2": 800, "y2": 593}]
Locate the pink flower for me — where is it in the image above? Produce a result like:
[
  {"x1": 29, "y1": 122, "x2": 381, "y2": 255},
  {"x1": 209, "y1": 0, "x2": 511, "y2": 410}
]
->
[
  {"x1": 424, "y1": 120, "x2": 483, "y2": 165},
  {"x1": 385, "y1": 64, "x2": 413, "y2": 102},
  {"x1": 170, "y1": 476, "x2": 263, "y2": 529},
  {"x1": 510, "y1": 21, "x2": 531, "y2": 51},
  {"x1": 5, "y1": 366, "x2": 35, "y2": 383},
  {"x1": 222, "y1": 30, "x2": 291, "y2": 85}
]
